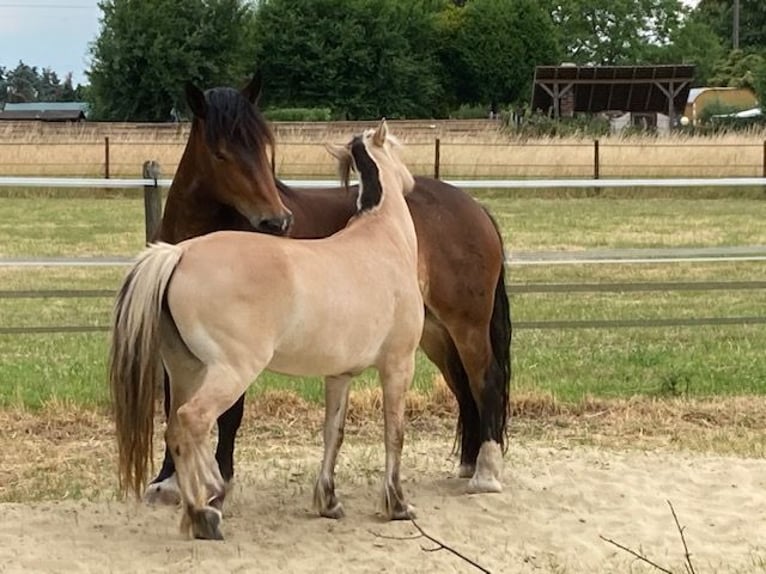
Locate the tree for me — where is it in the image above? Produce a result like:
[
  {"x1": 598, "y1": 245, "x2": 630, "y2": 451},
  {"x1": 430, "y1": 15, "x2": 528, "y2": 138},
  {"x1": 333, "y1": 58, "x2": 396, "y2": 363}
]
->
[
  {"x1": 541, "y1": 0, "x2": 686, "y2": 65},
  {"x1": 644, "y1": 18, "x2": 726, "y2": 86},
  {"x1": 447, "y1": 0, "x2": 558, "y2": 110},
  {"x1": 0, "y1": 66, "x2": 7, "y2": 107},
  {"x1": 709, "y1": 49, "x2": 765, "y2": 93},
  {"x1": 6, "y1": 62, "x2": 39, "y2": 103},
  {"x1": 38, "y1": 68, "x2": 62, "y2": 102},
  {"x1": 694, "y1": 0, "x2": 766, "y2": 51},
  {"x1": 88, "y1": 0, "x2": 257, "y2": 121},
  {"x1": 253, "y1": 0, "x2": 445, "y2": 119}
]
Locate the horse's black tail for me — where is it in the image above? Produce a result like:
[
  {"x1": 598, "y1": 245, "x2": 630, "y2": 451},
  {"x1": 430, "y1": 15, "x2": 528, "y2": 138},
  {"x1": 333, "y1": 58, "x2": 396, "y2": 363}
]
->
[{"x1": 484, "y1": 208, "x2": 512, "y2": 451}]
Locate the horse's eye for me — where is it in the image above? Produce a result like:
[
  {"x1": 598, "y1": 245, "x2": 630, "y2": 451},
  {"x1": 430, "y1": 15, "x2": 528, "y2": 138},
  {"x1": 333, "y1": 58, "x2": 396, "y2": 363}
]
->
[{"x1": 214, "y1": 151, "x2": 226, "y2": 161}]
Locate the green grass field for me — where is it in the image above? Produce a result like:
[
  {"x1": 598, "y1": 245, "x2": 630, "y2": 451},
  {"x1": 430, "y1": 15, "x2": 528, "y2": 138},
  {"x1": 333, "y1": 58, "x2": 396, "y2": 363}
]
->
[{"x1": 1, "y1": 188, "x2": 765, "y2": 409}]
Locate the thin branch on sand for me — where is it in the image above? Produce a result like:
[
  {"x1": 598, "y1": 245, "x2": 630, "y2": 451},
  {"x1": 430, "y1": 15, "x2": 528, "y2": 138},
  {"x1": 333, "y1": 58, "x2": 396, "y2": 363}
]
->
[
  {"x1": 600, "y1": 499, "x2": 697, "y2": 574},
  {"x1": 369, "y1": 520, "x2": 491, "y2": 573}
]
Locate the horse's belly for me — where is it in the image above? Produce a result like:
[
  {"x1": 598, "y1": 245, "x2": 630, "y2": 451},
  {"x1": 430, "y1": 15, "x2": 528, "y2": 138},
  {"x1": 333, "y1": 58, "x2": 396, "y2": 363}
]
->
[{"x1": 267, "y1": 343, "x2": 378, "y2": 377}]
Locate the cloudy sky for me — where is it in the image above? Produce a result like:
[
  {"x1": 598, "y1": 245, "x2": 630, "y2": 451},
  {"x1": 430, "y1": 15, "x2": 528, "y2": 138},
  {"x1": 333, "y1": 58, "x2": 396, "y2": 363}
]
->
[
  {"x1": 0, "y1": 0, "x2": 702, "y2": 87},
  {"x1": 0, "y1": 0, "x2": 99, "y2": 85}
]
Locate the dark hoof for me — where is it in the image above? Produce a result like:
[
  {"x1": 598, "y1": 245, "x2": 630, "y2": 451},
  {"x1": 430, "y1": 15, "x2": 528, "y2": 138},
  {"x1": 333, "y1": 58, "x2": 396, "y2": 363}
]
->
[
  {"x1": 319, "y1": 501, "x2": 345, "y2": 520},
  {"x1": 389, "y1": 503, "x2": 416, "y2": 521},
  {"x1": 190, "y1": 506, "x2": 224, "y2": 540}
]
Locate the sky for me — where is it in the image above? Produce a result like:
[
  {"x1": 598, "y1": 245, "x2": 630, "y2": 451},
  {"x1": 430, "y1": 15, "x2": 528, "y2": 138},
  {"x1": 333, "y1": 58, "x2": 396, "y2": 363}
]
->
[
  {"x1": 0, "y1": 0, "x2": 702, "y2": 88},
  {"x1": 0, "y1": 0, "x2": 100, "y2": 86}
]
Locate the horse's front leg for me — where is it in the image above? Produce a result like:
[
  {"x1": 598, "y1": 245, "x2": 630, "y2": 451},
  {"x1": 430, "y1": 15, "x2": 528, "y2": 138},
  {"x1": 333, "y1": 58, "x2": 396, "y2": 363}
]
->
[
  {"x1": 379, "y1": 357, "x2": 416, "y2": 520},
  {"x1": 313, "y1": 374, "x2": 352, "y2": 518}
]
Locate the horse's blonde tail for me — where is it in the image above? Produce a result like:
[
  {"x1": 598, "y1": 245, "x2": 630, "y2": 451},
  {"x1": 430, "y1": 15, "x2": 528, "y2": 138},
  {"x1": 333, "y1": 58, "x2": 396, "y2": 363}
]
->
[{"x1": 109, "y1": 242, "x2": 184, "y2": 498}]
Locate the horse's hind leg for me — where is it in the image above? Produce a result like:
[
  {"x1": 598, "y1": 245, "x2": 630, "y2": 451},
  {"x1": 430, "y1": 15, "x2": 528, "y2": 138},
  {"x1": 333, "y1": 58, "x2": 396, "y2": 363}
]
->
[
  {"x1": 145, "y1": 368, "x2": 183, "y2": 506},
  {"x1": 313, "y1": 374, "x2": 352, "y2": 519},
  {"x1": 420, "y1": 313, "x2": 482, "y2": 478},
  {"x1": 145, "y1": 372, "x2": 245, "y2": 506},
  {"x1": 170, "y1": 363, "x2": 254, "y2": 540},
  {"x1": 450, "y1": 326, "x2": 504, "y2": 494},
  {"x1": 214, "y1": 393, "x2": 245, "y2": 485},
  {"x1": 379, "y1": 356, "x2": 416, "y2": 520}
]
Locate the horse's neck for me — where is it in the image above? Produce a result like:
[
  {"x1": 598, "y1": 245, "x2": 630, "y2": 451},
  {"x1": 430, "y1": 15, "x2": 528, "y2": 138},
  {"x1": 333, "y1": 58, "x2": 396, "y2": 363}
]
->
[
  {"x1": 352, "y1": 170, "x2": 418, "y2": 259},
  {"x1": 159, "y1": 154, "x2": 248, "y2": 243},
  {"x1": 280, "y1": 183, "x2": 358, "y2": 239}
]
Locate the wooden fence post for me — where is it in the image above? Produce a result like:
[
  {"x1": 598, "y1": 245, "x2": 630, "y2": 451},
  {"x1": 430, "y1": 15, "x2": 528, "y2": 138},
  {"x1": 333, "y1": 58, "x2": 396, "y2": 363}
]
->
[
  {"x1": 434, "y1": 137, "x2": 441, "y2": 179},
  {"x1": 104, "y1": 137, "x2": 110, "y2": 179},
  {"x1": 594, "y1": 139, "x2": 600, "y2": 180},
  {"x1": 762, "y1": 140, "x2": 765, "y2": 178},
  {"x1": 142, "y1": 160, "x2": 162, "y2": 243}
]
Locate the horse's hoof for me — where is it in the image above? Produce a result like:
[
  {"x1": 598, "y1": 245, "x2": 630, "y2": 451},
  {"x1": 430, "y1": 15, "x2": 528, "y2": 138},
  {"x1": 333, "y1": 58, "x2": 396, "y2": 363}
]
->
[
  {"x1": 467, "y1": 475, "x2": 503, "y2": 494},
  {"x1": 389, "y1": 504, "x2": 416, "y2": 521},
  {"x1": 319, "y1": 501, "x2": 345, "y2": 520},
  {"x1": 144, "y1": 476, "x2": 181, "y2": 506},
  {"x1": 190, "y1": 506, "x2": 224, "y2": 541},
  {"x1": 457, "y1": 464, "x2": 476, "y2": 479}
]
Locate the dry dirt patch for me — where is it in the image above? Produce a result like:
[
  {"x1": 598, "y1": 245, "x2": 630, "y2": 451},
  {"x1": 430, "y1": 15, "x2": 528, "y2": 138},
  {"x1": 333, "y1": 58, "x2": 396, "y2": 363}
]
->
[{"x1": 1, "y1": 397, "x2": 766, "y2": 573}]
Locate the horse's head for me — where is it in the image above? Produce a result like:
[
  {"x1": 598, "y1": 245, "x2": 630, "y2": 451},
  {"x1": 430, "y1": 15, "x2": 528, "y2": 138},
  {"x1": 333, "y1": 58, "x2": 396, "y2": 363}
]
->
[
  {"x1": 184, "y1": 74, "x2": 293, "y2": 235},
  {"x1": 327, "y1": 119, "x2": 415, "y2": 210}
]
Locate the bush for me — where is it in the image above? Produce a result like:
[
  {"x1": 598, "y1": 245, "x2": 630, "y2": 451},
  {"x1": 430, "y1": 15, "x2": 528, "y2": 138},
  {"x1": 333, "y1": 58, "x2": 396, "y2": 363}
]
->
[
  {"x1": 263, "y1": 107, "x2": 332, "y2": 122},
  {"x1": 449, "y1": 104, "x2": 492, "y2": 119},
  {"x1": 503, "y1": 110, "x2": 611, "y2": 138}
]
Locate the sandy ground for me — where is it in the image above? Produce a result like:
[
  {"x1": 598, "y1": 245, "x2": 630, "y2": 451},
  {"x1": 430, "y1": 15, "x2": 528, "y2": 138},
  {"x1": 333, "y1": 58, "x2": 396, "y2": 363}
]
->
[{"x1": 2, "y1": 432, "x2": 766, "y2": 574}]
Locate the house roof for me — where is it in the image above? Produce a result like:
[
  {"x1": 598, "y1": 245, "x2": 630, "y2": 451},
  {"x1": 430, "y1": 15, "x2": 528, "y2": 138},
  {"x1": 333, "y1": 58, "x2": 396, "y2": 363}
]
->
[
  {"x1": 687, "y1": 86, "x2": 754, "y2": 103},
  {"x1": 0, "y1": 109, "x2": 87, "y2": 121},
  {"x1": 3, "y1": 101, "x2": 89, "y2": 113},
  {"x1": 532, "y1": 65, "x2": 695, "y2": 114}
]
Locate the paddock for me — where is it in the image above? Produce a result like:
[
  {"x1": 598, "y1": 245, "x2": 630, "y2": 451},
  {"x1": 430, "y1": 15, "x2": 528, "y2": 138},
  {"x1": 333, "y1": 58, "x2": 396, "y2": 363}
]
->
[
  {"x1": 2, "y1": 155, "x2": 766, "y2": 570},
  {"x1": 2, "y1": 398, "x2": 766, "y2": 573}
]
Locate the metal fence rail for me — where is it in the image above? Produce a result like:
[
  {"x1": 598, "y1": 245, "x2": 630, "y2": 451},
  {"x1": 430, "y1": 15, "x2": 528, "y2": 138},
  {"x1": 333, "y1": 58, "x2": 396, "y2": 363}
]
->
[
  {"x1": 3, "y1": 176, "x2": 766, "y2": 189},
  {"x1": 2, "y1": 278, "x2": 765, "y2": 334},
  {"x1": 2, "y1": 175, "x2": 765, "y2": 335}
]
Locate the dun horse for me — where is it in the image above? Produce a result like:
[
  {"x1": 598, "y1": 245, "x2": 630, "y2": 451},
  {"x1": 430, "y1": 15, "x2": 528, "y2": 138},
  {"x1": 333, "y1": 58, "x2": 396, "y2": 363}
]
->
[
  {"x1": 146, "y1": 75, "x2": 511, "y2": 505},
  {"x1": 110, "y1": 121, "x2": 423, "y2": 539}
]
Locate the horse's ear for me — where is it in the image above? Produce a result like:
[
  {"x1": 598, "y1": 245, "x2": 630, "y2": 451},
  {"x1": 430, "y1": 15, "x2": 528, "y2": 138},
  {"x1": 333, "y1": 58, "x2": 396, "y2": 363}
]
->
[
  {"x1": 185, "y1": 82, "x2": 207, "y2": 119},
  {"x1": 325, "y1": 143, "x2": 350, "y2": 161},
  {"x1": 242, "y1": 71, "x2": 263, "y2": 105},
  {"x1": 372, "y1": 118, "x2": 388, "y2": 147}
]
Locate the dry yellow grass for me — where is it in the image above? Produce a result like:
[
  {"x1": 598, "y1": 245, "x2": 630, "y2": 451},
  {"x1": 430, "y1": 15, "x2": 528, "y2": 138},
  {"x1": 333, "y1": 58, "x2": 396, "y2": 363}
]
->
[
  {"x1": 3, "y1": 382, "x2": 765, "y2": 502},
  {"x1": 0, "y1": 120, "x2": 764, "y2": 179}
]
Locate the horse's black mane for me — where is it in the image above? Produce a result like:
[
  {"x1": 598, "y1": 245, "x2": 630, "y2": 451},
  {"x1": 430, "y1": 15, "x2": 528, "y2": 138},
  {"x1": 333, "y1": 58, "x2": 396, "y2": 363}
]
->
[
  {"x1": 350, "y1": 135, "x2": 383, "y2": 212},
  {"x1": 202, "y1": 87, "x2": 274, "y2": 152}
]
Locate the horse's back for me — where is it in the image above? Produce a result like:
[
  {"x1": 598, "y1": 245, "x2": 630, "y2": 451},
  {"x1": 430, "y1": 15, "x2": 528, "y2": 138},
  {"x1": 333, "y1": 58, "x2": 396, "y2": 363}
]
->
[
  {"x1": 405, "y1": 177, "x2": 504, "y2": 317},
  {"x1": 168, "y1": 229, "x2": 422, "y2": 377}
]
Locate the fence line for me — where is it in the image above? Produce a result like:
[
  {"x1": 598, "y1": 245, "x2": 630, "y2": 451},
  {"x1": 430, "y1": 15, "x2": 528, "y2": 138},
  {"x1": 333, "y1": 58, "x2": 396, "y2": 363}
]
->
[
  {"x1": 2, "y1": 175, "x2": 765, "y2": 335},
  {"x1": 3, "y1": 175, "x2": 766, "y2": 190},
  {"x1": 1, "y1": 138, "x2": 765, "y2": 179}
]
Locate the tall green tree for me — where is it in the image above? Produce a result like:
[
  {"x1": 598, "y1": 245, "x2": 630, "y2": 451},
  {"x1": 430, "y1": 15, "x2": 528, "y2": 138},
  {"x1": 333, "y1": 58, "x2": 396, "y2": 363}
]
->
[
  {"x1": 0, "y1": 66, "x2": 7, "y2": 107},
  {"x1": 541, "y1": 0, "x2": 685, "y2": 65},
  {"x1": 6, "y1": 62, "x2": 39, "y2": 103},
  {"x1": 709, "y1": 49, "x2": 765, "y2": 93},
  {"x1": 88, "y1": 0, "x2": 256, "y2": 121},
  {"x1": 694, "y1": 0, "x2": 766, "y2": 51},
  {"x1": 253, "y1": 0, "x2": 445, "y2": 119},
  {"x1": 446, "y1": 0, "x2": 558, "y2": 110},
  {"x1": 644, "y1": 18, "x2": 726, "y2": 85}
]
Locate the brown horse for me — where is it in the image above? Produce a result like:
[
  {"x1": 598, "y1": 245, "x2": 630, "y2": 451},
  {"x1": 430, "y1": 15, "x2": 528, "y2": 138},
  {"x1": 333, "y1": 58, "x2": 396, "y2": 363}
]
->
[
  {"x1": 111, "y1": 121, "x2": 423, "y2": 539},
  {"x1": 144, "y1": 75, "x2": 511, "y2": 503}
]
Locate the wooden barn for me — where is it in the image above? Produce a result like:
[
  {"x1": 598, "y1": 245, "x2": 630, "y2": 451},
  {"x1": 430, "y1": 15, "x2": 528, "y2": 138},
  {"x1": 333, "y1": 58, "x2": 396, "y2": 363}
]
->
[{"x1": 531, "y1": 64, "x2": 695, "y2": 134}]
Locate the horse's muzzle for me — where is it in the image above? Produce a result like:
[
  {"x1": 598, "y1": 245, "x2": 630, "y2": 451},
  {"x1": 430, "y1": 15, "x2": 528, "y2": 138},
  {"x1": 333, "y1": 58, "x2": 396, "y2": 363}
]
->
[{"x1": 255, "y1": 213, "x2": 293, "y2": 236}]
